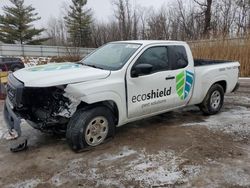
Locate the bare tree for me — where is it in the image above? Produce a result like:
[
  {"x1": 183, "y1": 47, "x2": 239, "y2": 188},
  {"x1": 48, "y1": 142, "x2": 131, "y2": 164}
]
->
[
  {"x1": 218, "y1": 0, "x2": 237, "y2": 37},
  {"x1": 194, "y1": 0, "x2": 213, "y2": 38},
  {"x1": 146, "y1": 8, "x2": 170, "y2": 40},
  {"x1": 235, "y1": 0, "x2": 250, "y2": 36},
  {"x1": 132, "y1": 10, "x2": 139, "y2": 39},
  {"x1": 45, "y1": 0, "x2": 250, "y2": 47},
  {"x1": 113, "y1": 0, "x2": 131, "y2": 40},
  {"x1": 138, "y1": 8, "x2": 147, "y2": 39},
  {"x1": 90, "y1": 20, "x2": 121, "y2": 47},
  {"x1": 176, "y1": 0, "x2": 196, "y2": 40},
  {"x1": 46, "y1": 17, "x2": 68, "y2": 46}
]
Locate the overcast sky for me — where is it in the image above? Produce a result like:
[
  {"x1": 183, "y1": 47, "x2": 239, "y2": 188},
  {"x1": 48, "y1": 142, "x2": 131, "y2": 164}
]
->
[{"x1": 0, "y1": 0, "x2": 170, "y2": 28}]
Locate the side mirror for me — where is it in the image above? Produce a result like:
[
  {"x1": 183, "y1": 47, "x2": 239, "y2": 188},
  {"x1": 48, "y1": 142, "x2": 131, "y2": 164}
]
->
[{"x1": 131, "y1": 64, "x2": 153, "y2": 77}]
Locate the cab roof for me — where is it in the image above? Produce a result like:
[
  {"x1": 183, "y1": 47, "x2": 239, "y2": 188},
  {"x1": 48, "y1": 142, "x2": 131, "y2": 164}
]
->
[{"x1": 112, "y1": 40, "x2": 187, "y2": 46}]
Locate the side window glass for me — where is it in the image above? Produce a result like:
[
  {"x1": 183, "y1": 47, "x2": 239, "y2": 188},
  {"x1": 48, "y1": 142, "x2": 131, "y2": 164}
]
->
[
  {"x1": 135, "y1": 47, "x2": 169, "y2": 73},
  {"x1": 168, "y1": 46, "x2": 188, "y2": 70}
]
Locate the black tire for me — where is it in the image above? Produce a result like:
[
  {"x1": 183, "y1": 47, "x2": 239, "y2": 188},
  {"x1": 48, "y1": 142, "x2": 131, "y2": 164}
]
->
[
  {"x1": 66, "y1": 106, "x2": 115, "y2": 151},
  {"x1": 199, "y1": 84, "x2": 224, "y2": 115}
]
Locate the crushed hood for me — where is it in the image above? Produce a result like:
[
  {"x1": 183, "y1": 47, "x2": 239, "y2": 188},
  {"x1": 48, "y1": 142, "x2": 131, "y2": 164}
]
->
[{"x1": 13, "y1": 63, "x2": 111, "y2": 87}]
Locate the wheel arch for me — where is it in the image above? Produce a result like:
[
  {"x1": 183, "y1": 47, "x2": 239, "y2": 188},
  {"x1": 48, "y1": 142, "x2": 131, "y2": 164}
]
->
[
  {"x1": 76, "y1": 100, "x2": 119, "y2": 126},
  {"x1": 214, "y1": 80, "x2": 227, "y2": 93},
  {"x1": 201, "y1": 80, "x2": 226, "y2": 103}
]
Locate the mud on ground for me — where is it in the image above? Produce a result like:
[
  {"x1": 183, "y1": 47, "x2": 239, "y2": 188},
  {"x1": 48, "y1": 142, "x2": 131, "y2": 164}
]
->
[{"x1": 0, "y1": 79, "x2": 250, "y2": 188}]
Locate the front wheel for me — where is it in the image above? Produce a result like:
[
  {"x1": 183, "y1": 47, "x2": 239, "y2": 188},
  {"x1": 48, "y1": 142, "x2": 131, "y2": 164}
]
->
[
  {"x1": 66, "y1": 106, "x2": 115, "y2": 151},
  {"x1": 199, "y1": 84, "x2": 224, "y2": 115}
]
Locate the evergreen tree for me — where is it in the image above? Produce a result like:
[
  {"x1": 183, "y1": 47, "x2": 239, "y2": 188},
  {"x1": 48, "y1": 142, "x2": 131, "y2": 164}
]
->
[
  {"x1": 0, "y1": 0, "x2": 47, "y2": 44},
  {"x1": 64, "y1": 0, "x2": 92, "y2": 47}
]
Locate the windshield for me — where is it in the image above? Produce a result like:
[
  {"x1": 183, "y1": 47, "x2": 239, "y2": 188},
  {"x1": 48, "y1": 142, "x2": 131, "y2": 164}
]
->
[{"x1": 81, "y1": 43, "x2": 141, "y2": 70}]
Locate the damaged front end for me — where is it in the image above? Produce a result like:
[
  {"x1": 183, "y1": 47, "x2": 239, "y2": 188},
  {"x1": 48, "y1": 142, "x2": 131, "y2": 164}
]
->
[{"x1": 4, "y1": 74, "x2": 81, "y2": 137}]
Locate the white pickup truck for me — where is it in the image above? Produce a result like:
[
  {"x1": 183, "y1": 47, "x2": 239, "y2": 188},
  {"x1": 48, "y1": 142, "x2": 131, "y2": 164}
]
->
[{"x1": 4, "y1": 40, "x2": 240, "y2": 151}]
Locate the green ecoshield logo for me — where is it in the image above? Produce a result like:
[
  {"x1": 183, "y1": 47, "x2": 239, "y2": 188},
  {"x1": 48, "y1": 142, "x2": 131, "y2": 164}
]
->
[{"x1": 176, "y1": 70, "x2": 194, "y2": 100}]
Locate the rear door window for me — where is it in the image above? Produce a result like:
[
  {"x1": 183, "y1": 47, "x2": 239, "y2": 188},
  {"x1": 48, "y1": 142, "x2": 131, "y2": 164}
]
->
[{"x1": 168, "y1": 46, "x2": 188, "y2": 70}]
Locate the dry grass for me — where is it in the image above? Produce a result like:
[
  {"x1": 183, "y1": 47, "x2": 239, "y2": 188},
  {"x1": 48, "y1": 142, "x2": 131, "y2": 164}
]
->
[{"x1": 189, "y1": 37, "x2": 250, "y2": 77}]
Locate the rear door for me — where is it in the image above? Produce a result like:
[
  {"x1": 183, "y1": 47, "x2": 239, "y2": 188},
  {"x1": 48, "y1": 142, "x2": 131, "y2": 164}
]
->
[{"x1": 126, "y1": 44, "x2": 195, "y2": 119}]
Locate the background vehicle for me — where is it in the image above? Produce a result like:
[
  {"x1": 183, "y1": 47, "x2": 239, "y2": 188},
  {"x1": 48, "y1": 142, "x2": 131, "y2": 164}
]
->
[
  {"x1": 3, "y1": 41, "x2": 240, "y2": 151},
  {"x1": 0, "y1": 57, "x2": 25, "y2": 72}
]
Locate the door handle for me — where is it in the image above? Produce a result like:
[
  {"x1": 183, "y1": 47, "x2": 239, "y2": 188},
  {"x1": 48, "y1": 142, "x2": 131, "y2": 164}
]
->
[{"x1": 165, "y1": 76, "x2": 175, "y2": 80}]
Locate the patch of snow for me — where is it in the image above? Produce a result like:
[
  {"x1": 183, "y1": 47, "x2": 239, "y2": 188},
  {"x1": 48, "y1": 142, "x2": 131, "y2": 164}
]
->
[
  {"x1": 199, "y1": 160, "x2": 250, "y2": 188},
  {"x1": 5, "y1": 179, "x2": 41, "y2": 188},
  {"x1": 50, "y1": 158, "x2": 85, "y2": 187},
  {"x1": 124, "y1": 150, "x2": 201, "y2": 187},
  {"x1": 50, "y1": 147, "x2": 202, "y2": 187},
  {"x1": 225, "y1": 95, "x2": 250, "y2": 104},
  {"x1": 222, "y1": 165, "x2": 250, "y2": 187},
  {"x1": 183, "y1": 106, "x2": 250, "y2": 140},
  {"x1": 0, "y1": 112, "x2": 7, "y2": 139},
  {"x1": 0, "y1": 126, "x2": 7, "y2": 139},
  {"x1": 96, "y1": 146, "x2": 137, "y2": 163},
  {"x1": 86, "y1": 168, "x2": 123, "y2": 188}
]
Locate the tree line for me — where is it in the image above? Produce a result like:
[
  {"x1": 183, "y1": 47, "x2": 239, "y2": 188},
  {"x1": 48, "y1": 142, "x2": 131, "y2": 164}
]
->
[{"x1": 1, "y1": 0, "x2": 250, "y2": 48}]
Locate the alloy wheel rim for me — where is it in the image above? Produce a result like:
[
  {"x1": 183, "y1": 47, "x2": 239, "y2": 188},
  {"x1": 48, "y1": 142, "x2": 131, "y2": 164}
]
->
[
  {"x1": 210, "y1": 90, "x2": 221, "y2": 109},
  {"x1": 85, "y1": 116, "x2": 109, "y2": 146}
]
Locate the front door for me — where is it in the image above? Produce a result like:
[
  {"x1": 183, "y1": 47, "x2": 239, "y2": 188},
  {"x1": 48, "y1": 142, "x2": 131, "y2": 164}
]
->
[{"x1": 126, "y1": 45, "x2": 194, "y2": 119}]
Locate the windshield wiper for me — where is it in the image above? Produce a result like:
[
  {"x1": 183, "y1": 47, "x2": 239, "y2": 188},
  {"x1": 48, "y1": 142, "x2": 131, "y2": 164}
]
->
[
  {"x1": 86, "y1": 64, "x2": 103, "y2": 70},
  {"x1": 78, "y1": 62, "x2": 103, "y2": 70}
]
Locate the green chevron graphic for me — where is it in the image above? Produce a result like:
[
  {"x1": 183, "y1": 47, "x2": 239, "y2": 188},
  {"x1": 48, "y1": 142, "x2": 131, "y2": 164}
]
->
[
  {"x1": 176, "y1": 71, "x2": 185, "y2": 100},
  {"x1": 176, "y1": 70, "x2": 194, "y2": 100}
]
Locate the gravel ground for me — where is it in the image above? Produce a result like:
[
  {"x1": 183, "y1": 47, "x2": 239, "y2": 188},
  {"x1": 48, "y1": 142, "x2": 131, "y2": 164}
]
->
[{"x1": 0, "y1": 79, "x2": 249, "y2": 188}]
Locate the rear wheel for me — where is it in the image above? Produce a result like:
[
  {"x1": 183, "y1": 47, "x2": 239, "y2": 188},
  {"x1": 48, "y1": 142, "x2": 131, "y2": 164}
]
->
[
  {"x1": 199, "y1": 84, "x2": 224, "y2": 115},
  {"x1": 66, "y1": 106, "x2": 115, "y2": 151}
]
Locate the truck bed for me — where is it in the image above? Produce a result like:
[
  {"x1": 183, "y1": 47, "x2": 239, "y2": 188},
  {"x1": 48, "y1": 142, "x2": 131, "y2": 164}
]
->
[
  {"x1": 194, "y1": 59, "x2": 233, "y2": 66},
  {"x1": 190, "y1": 59, "x2": 239, "y2": 106}
]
